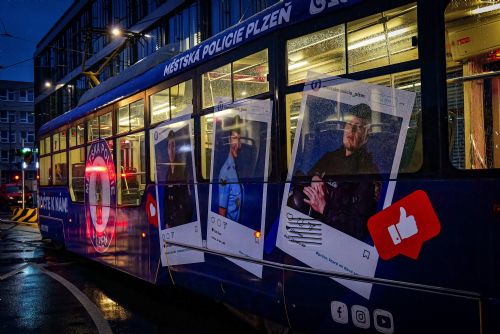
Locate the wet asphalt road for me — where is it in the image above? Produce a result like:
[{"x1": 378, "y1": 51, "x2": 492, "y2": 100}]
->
[{"x1": 0, "y1": 216, "x2": 262, "y2": 333}]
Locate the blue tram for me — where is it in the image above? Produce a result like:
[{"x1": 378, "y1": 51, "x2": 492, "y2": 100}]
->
[{"x1": 37, "y1": 0, "x2": 500, "y2": 332}]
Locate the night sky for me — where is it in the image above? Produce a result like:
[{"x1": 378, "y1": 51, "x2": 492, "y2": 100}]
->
[{"x1": 0, "y1": 0, "x2": 72, "y2": 82}]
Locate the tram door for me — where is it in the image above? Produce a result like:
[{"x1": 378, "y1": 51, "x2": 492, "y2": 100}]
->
[{"x1": 115, "y1": 133, "x2": 150, "y2": 278}]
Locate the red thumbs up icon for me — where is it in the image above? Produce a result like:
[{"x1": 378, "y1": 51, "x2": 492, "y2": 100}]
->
[
  {"x1": 146, "y1": 193, "x2": 158, "y2": 229},
  {"x1": 368, "y1": 190, "x2": 441, "y2": 260}
]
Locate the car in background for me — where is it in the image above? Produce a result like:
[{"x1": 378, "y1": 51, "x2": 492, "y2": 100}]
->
[{"x1": 0, "y1": 183, "x2": 33, "y2": 211}]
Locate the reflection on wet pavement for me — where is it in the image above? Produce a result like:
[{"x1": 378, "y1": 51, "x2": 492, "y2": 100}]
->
[{"x1": 0, "y1": 220, "x2": 260, "y2": 333}]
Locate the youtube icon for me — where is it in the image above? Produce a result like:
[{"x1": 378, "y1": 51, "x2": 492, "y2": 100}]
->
[{"x1": 368, "y1": 190, "x2": 441, "y2": 260}]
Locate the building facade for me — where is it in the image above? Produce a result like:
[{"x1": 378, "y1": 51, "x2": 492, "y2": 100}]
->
[
  {"x1": 34, "y1": 0, "x2": 279, "y2": 132},
  {"x1": 0, "y1": 80, "x2": 36, "y2": 186}
]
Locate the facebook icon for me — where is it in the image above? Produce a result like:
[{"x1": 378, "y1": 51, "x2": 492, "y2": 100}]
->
[{"x1": 331, "y1": 301, "x2": 348, "y2": 324}]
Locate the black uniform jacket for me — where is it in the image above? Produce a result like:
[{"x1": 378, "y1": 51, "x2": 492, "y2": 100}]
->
[{"x1": 306, "y1": 145, "x2": 379, "y2": 241}]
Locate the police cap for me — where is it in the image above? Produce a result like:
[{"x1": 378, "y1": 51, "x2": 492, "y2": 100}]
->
[{"x1": 225, "y1": 115, "x2": 242, "y2": 134}]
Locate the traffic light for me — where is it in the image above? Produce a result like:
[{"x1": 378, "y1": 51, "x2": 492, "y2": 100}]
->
[
  {"x1": 23, "y1": 149, "x2": 33, "y2": 164},
  {"x1": 15, "y1": 147, "x2": 33, "y2": 164}
]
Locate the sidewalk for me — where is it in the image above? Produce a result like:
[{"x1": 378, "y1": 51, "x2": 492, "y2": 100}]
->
[{"x1": 0, "y1": 211, "x2": 38, "y2": 227}]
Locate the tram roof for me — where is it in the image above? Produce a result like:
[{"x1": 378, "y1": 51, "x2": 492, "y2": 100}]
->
[{"x1": 38, "y1": 0, "x2": 361, "y2": 136}]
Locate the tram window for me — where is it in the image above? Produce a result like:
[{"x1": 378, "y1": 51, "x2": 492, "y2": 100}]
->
[
  {"x1": 202, "y1": 63, "x2": 231, "y2": 109},
  {"x1": 347, "y1": 3, "x2": 418, "y2": 73},
  {"x1": 118, "y1": 99, "x2": 145, "y2": 134},
  {"x1": 151, "y1": 79, "x2": 193, "y2": 123},
  {"x1": 51, "y1": 130, "x2": 67, "y2": 152},
  {"x1": 39, "y1": 139, "x2": 46, "y2": 155},
  {"x1": 233, "y1": 49, "x2": 269, "y2": 100},
  {"x1": 52, "y1": 133, "x2": 59, "y2": 152},
  {"x1": 118, "y1": 105, "x2": 129, "y2": 134},
  {"x1": 70, "y1": 123, "x2": 85, "y2": 147},
  {"x1": 202, "y1": 50, "x2": 270, "y2": 109},
  {"x1": 44, "y1": 136, "x2": 51, "y2": 154},
  {"x1": 70, "y1": 127, "x2": 77, "y2": 147},
  {"x1": 52, "y1": 152, "x2": 67, "y2": 185},
  {"x1": 69, "y1": 148, "x2": 85, "y2": 202},
  {"x1": 150, "y1": 87, "x2": 170, "y2": 124},
  {"x1": 40, "y1": 156, "x2": 51, "y2": 186},
  {"x1": 77, "y1": 123, "x2": 85, "y2": 145},
  {"x1": 170, "y1": 80, "x2": 193, "y2": 118},
  {"x1": 130, "y1": 100, "x2": 144, "y2": 131},
  {"x1": 287, "y1": 24, "x2": 346, "y2": 85},
  {"x1": 284, "y1": 70, "x2": 422, "y2": 176},
  {"x1": 59, "y1": 130, "x2": 67, "y2": 151},
  {"x1": 200, "y1": 114, "x2": 213, "y2": 179},
  {"x1": 87, "y1": 118, "x2": 99, "y2": 142},
  {"x1": 445, "y1": 1, "x2": 500, "y2": 169},
  {"x1": 99, "y1": 112, "x2": 112, "y2": 138},
  {"x1": 117, "y1": 133, "x2": 146, "y2": 206},
  {"x1": 285, "y1": 92, "x2": 302, "y2": 169}
]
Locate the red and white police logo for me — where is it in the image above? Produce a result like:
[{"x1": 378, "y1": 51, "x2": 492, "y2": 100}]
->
[{"x1": 85, "y1": 140, "x2": 116, "y2": 253}]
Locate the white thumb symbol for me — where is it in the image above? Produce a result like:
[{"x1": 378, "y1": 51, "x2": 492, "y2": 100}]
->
[
  {"x1": 396, "y1": 206, "x2": 418, "y2": 239},
  {"x1": 388, "y1": 206, "x2": 419, "y2": 245},
  {"x1": 399, "y1": 207, "x2": 407, "y2": 223},
  {"x1": 150, "y1": 203, "x2": 156, "y2": 217}
]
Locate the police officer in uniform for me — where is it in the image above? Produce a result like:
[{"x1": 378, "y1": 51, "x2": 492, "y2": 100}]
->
[
  {"x1": 298, "y1": 103, "x2": 380, "y2": 241},
  {"x1": 218, "y1": 116, "x2": 243, "y2": 222},
  {"x1": 164, "y1": 130, "x2": 192, "y2": 228}
]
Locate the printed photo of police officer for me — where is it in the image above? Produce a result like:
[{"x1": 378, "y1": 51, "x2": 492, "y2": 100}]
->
[
  {"x1": 288, "y1": 97, "x2": 402, "y2": 242},
  {"x1": 210, "y1": 113, "x2": 268, "y2": 230},
  {"x1": 163, "y1": 129, "x2": 193, "y2": 228},
  {"x1": 155, "y1": 123, "x2": 196, "y2": 229},
  {"x1": 218, "y1": 116, "x2": 243, "y2": 221}
]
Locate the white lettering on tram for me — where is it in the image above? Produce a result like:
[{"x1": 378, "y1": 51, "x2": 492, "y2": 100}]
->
[
  {"x1": 163, "y1": 48, "x2": 201, "y2": 76},
  {"x1": 309, "y1": 0, "x2": 349, "y2": 15},
  {"x1": 246, "y1": 3, "x2": 292, "y2": 39},
  {"x1": 39, "y1": 194, "x2": 68, "y2": 213}
]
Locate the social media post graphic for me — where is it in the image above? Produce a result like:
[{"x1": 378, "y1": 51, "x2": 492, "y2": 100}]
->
[
  {"x1": 152, "y1": 113, "x2": 204, "y2": 266},
  {"x1": 277, "y1": 73, "x2": 416, "y2": 299},
  {"x1": 207, "y1": 99, "x2": 272, "y2": 278}
]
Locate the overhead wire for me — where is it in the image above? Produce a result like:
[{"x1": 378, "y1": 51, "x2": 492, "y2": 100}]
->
[{"x1": 0, "y1": 58, "x2": 32, "y2": 70}]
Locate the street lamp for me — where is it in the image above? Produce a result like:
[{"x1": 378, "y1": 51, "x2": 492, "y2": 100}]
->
[
  {"x1": 109, "y1": 26, "x2": 151, "y2": 39},
  {"x1": 111, "y1": 27, "x2": 121, "y2": 37}
]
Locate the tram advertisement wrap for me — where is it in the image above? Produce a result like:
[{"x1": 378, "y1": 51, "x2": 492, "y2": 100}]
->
[
  {"x1": 153, "y1": 111, "x2": 204, "y2": 266},
  {"x1": 207, "y1": 99, "x2": 272, "y2": 278},
  {"x1": 277, "y1": 73, "x2": 415, "y2": 299}
]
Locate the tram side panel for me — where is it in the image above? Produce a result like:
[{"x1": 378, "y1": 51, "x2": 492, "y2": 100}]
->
[
  {"x1": 38, "y1": 187, "x2": 69, "y2": 247},
  {"x1": 280, "y1": 179, "x2": 485, "y2": 333}
]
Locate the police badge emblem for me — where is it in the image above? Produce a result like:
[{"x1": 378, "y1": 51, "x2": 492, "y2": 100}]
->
[{"x1": 85, "y1": 139, "x2": 117, "y2": 253}]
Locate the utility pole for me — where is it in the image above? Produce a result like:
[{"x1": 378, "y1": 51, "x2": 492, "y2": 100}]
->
[{"x1": 21, "y1": 139, "x2": 25, "y2": 209}]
